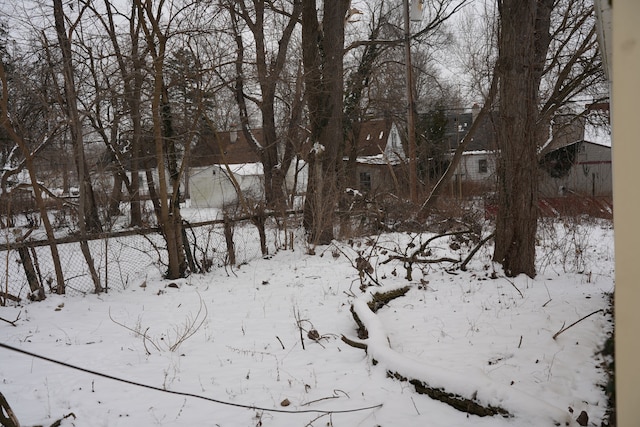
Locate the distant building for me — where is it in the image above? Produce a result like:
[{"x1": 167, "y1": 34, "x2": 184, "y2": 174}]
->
[
  {"x1": 343, "y1": 118, "x2": 406, "y2": 195},
  {"x1": 420, "y1": 107, "x2": 611, "y2": 198},
  {"x1": 188, "y1": 128, "x2": 306, "y2": 210},
  {"x1": 539, "y1": 119, "x2": 612, "y2": 197}
]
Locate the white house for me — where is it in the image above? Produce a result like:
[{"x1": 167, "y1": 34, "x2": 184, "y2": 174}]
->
[
  {"x1": 187, "y1": 128, "x2": 307, "y2": 210},
  {"x1": 188, "y1": 161, "x2": 307, "y2": 210}
]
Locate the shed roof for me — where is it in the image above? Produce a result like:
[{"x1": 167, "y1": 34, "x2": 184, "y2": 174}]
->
[{"x1": 191, "y1": 128, "x2": 262, "y2": 167}]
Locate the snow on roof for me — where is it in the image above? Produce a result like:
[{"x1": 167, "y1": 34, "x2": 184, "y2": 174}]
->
[
  {"x1": 221, "y1": 162, "x2": 264, "y2": 176},
  {"x1": 354, "y1": 154, "x2": 404, "y2": 166},
  {"x1": 583, "y1": 123, "x2": 611, "y2": 147},
  {"x1": 460, "y1": 149, "x2": 494, "y2": 156}
]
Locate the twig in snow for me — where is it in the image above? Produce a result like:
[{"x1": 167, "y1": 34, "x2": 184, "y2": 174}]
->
[
  {"x1": 502, "y1": 277, "x2": 523, "y2": 298},
  {"x1": 460, "y1": 232, "x2": 495, "y2": 271},
  {"x1": 0, "y1": 311, "x2": 20, "y2": 327},
  {"x1": 304, "y1": 412, "x2": 331, "y2": 427},
  {"x1": 341, "y1": 335, "x2": 368, "y2": 350},
  {"x1": 542, "y1": 283, "x2": 552, "y2": 307},
  {"x1": 108, "y1": 308, "x2": 161, "y2": 353},
  {"x1": 49, "y1": 412, "x2": 76, "y2": 427},
  {"x1": 411, "y1": 396, "x2": 421, "y2": 415},
  {"x1": 552, "y1": 309, "x2": 604, "y2": 340},
  {"x1": 302, "y1": 389, "x2": 349, "y2": 406},
  {"x1": 294, "y1": 308, "x2": 306, "y2": 350}
]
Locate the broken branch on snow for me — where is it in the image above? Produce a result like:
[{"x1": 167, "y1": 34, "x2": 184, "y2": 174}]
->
[
  {"x1": 343, "y1": 286, "x2": 511, "y2": 418},
  {"x1": 553, "y1": 309, "x2": 604, "y2": 340},
  {"x1": 343, "y1": 285, "x2": 572, "y2": 423}
]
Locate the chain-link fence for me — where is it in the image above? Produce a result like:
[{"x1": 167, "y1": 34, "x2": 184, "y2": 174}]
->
[{"x1": 0, "y1": 214, "x2": 300, "y2": 303}]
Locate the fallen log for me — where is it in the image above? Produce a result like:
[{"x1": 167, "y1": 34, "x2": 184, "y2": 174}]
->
[
  {"x1": 344, "y1": 286, "x2": 512, "y2": 418},
  {"x1": 389, "y1": 372, "x2": 509, "y2": 417}
]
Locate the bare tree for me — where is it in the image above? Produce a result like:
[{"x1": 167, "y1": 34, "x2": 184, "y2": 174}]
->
[
  {"x1": 101, "y1": 0, "x2": 146, "y2": 227},
  {"x1": 49, "y1": 0, "x2": 104, "y2": 292},
  {"x1": 132, "y1": 0, "x2": 190, "y2": 279},
  {"x1": 492, "y1": 0, "x2": 604, "y2": 277},
  {"x1": 342, "y1": 1, "x2": 468, "y2": 195},
  {"x1": 226, "y1": 0, "x2": 303, "y2": 211},
  {"x1": 301, "y1": 0, "x2": 350, "y2": 244},
  {"x1": 492, "y1": 0, "x2": 553, "y2": 278},
  {"x1": 420, "y1": 1, "x2": 604, "y2": 278},
  {"x1": 0, "y1": 62, "x2": 65, "y2": 294},
  {"x1": 51, "y1": 0, "x2": 102, "y2": 235}
]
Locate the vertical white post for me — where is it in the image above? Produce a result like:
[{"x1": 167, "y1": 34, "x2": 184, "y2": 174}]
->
[{"x1": 613, "y1": 0, "x2": 640, "y2": 424}]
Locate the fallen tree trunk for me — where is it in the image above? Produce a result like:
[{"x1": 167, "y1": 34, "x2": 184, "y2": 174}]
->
[
  {"x1": 343, "y1": 286, "x2": 574, "y2": 422},
  {"x1": 343, "y1": 286, "x2": 512, "y2": 418},
  {"x1": 388, "y1": 371, "x2": 509, "y2": 417}
]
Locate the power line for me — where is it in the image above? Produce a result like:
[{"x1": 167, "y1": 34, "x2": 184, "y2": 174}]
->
[{"x1": 0, "y1": 341, "x2": 382, "y2": 415}]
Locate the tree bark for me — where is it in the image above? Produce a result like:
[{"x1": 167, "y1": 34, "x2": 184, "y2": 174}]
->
[
  {"x1": 302, "y1": 0, "x2": 350, "y2": 245},
  {"x1": 493, "y1": 0, "x2": 553, "y2": 278},
  {"x1": 17, "y1": 246, "x2": 44, "y2": 301}
]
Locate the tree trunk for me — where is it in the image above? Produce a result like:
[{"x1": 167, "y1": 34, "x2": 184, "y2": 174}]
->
[
  {"x1": 103, "y1": 0, "x2": 143, "y2": 226},
  {"x1": 493, "y1": 0, "x2": 553, "y2": 278},
  {"x1": 107, "y1": 170, "x2": 125, "y2": 217},
  {"x1": 53, "y1": 0, "x2": 103, "y2": 293},
  {"x1": 18, "y1": 246, "x2": 44, "y2": 301},
  {"x1": 135, "y1": 0, "x2": 186, "y2": 279},
  {"x1": 52, "y1": 0, "x2": 102, "y2": 234},
  {"x1": 302, "y1": 0, "x2": 350, "y2": 245}
]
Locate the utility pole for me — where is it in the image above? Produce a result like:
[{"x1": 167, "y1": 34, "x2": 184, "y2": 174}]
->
[{"x1": 403, "y1": 0, "x2": 418, "y2": 203}]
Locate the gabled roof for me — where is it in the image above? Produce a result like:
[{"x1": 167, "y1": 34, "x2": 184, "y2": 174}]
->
[
  {"x1": 191, "y1": 119, "x2": 408, "y2": 168},
  {"x1": 443, "y1": 112, "x2": 473, "y2": 149},
  {"x1": 538, "y1": 117, "x2": 585, "y2": 155},
  {"x1": 458, "y1": 113, "x2": 497, "y2": 152},
  {"x1": 191, "y1": 128, "x2": 262, "y2": 167},
  {"x1": 439, "y1": 108, "x2": 610, "y2": 156},
  {"x1": 417, "y1": 110, "x2": 497, "y2": 152},
  {"x1": 346, "y1": 118, "x2": 394, "y2": 157},
  {"x1": 538, "y1": 115, "x2": 611, "y2": 156},
  {"x1": 583, "y1": 122, "x2": 611, "y2": 147},
  {"x1": 344, "y1": 118, "x2": 407, "y2": 165}
]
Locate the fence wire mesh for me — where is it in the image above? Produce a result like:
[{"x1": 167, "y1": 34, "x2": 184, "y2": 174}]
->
[{"x1": 1, "y1": 216, "x2": 294, "y2": 303}]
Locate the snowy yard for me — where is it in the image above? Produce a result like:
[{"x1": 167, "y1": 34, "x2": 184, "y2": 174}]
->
[{"x1": 0, "y1": 218, "x2": 614, "y2": 426}]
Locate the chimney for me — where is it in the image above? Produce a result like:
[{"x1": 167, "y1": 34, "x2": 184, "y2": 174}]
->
[
  {"x1": 230, "y1": 123, "x2": 238, "y2": 144},
  {"x1": 471, "y1": 103, "x2": 481, "y2": 123}
]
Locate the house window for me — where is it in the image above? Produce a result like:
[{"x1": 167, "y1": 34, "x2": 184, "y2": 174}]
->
[
  {"x1": 359, "y1": 172, "x2": 372, "y2": 192},
  {"x1": 478, "y1": 158, "x2": 488, "y2": 174}
]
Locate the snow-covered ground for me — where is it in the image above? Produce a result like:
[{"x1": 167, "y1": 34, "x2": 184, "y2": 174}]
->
[{"x1": 0, "y1": 218, "x2": 614, "y2": 426}]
